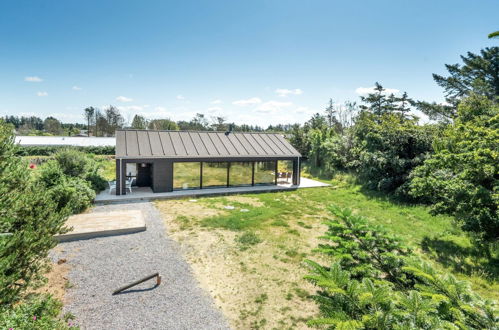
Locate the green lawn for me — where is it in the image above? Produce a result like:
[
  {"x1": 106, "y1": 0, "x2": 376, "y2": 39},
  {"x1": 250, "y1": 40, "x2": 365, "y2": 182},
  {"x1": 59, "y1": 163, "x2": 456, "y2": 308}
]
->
[{"x1": 196, "y1": 175, "x2": 499, "y2": 301}]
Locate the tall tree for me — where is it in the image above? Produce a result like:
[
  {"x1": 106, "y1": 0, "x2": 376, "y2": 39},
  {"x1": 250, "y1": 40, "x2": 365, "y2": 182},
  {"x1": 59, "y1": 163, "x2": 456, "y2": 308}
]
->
[
  {"x1": 325, "y1": 99, "x2": 335, "y2": 128},
  {"x1": 416, "y1": 47, "x2": 499, "y2": 121},
  {"x1": 131, "y1": 114, "x2": 147, "y2": 129},
  {"x1": 43, "y1": 117, "x2": 62, "y2": 135},
  {"x1": 104, "y1": 106, "x2": 124, "y2": 136},
  {"x1": 94, "y1": 109, "x2": 107, "y2": 137},
  {"x1": 359, "y1": 82, "x2": 412, "y2": 118},
  {"x1": 148, "y1": 119, "x2": 178, "y2": 130},
  {"x1": 359, "y1": 82, "x2": 396, "y2": 115},
  {"x1": 211, "y1": 116, "x2": 228, "y2": 131},
  {"x1": 84, "y1": 107, "x2": 95, "y2": 136}
]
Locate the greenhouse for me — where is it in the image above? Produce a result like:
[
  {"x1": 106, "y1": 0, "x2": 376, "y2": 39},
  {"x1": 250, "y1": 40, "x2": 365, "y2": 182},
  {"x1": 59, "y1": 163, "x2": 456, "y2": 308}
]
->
[{"x1": 114, "y1": 129, "x2": 301, "y2": 195}]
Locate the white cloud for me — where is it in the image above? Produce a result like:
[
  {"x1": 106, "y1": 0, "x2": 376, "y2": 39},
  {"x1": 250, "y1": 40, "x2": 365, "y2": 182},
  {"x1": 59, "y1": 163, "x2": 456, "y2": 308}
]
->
[
  {"x1": 72, "y1": 86, "x2": 82, "y2": 91},
  {"x1": 232, "y1": 97, "x2": 262, "y2": 106},
  {"x1": 116, "y1": 105, "x2": 147, "y2": 112},
  {"x1": 210, "y1": 99, "x2": 222, "y2": 104},
  {"x1": 116, "y1": 95, "x2": 133, "y2": 102},
  {"x1": 275, "y1": 88, "x2": 303, "y2": 97},
  {"x1": 36, "y1": 91, "x2": 48, "y2": 97},
  {"x1": 255, "y1": 100, "x2": 293, "y2": 113},
  {"x1": 25, "y1": 76, "x2": 43, "y2": 82},
  {"x1": 355, "y1": 86, "x2": 400, "y2": 96},
  {"x1": 176, "y1": 94, "x2": 185, "y2": 100}
]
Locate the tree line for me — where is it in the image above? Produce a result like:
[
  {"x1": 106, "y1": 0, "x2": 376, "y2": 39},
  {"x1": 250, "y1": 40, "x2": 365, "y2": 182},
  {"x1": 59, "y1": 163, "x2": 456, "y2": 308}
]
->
[{"x1": 289, "y1": 45, "x2": 498, "y2": 254}]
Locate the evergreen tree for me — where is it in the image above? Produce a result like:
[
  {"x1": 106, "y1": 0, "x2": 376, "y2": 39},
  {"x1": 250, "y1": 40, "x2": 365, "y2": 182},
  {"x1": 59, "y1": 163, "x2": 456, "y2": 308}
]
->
[
  {"x1": 0, "y1": 120, "x2": 68, "y2": 305},
  {"x1": 417, "y1": 47, "x2": 499, "y2": 121}
]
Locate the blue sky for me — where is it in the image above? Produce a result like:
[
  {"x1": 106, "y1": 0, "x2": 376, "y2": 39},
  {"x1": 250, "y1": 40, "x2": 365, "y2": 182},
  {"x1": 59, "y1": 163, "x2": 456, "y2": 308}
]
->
[{"x1": 1, "y1": 0, "x2": 498, "y2": 126}]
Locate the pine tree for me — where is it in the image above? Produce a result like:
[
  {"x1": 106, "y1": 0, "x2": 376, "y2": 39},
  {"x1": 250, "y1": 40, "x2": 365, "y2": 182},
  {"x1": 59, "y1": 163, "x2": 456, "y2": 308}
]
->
[
  {"x1": 0, "y1": 120, "x2": 68, "y2": 305},
  {"x1": 305, "y1": 206, "x2": 498, "y2": 328}
]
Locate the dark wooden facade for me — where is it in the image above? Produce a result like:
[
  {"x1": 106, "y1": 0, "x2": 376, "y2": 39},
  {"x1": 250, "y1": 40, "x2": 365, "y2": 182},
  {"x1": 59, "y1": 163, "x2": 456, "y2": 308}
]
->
[{"x1": 115, "y1": 130, "x2": 301, "y2": 195}]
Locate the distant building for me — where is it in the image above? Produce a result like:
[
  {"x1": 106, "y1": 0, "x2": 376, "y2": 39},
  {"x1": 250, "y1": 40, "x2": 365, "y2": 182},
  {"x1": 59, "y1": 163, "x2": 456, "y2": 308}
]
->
[{"x1": 15, "y1": 136, "x2": 116, "y2": 147}]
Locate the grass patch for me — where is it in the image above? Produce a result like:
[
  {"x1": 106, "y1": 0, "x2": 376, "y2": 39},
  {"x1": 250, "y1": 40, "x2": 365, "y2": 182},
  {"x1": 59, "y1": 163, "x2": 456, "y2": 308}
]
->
[
  {"x1": 156, "y1": 173, "x2": 499, "y2": 328},
  {"x1": 236, "y1": 232, "x2": 262, "y2": 246}
]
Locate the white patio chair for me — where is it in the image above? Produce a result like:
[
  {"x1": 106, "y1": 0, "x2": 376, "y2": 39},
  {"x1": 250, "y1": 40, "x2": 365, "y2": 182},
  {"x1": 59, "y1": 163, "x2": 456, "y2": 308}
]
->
[
  {"x1": 108, "y1": 181, "x2": 116, "y2": 194},
  {"x1": 125, "y1": 179, "x2": 133, "y2": 194}
]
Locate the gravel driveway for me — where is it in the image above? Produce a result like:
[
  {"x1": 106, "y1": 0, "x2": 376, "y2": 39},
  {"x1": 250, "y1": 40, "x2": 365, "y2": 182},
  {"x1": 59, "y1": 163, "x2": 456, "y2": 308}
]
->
[{"x1": 52, "y1": 201, "x2": 230, "y2": 330}]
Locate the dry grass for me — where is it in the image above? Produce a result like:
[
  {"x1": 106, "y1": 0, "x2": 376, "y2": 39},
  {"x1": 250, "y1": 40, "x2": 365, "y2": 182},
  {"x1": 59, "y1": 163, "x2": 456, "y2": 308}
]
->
[{"x1": 155, "y1": 195, "x2": 326, "y2": 329}]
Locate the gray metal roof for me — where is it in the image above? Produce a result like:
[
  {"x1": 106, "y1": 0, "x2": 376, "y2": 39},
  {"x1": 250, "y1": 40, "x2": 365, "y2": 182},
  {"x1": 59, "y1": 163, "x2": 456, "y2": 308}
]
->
[{"x1": 115, "y1": 130, "x2": 301, "y2": 159}]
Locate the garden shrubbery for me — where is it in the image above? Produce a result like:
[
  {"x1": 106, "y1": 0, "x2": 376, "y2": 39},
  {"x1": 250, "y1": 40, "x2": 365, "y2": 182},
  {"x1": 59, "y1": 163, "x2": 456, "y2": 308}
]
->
[
  {"x1": 305, "y1": 206, "x2": 498, "y2": 329},
  {"x1": 0, "y1": 295, "x2": 75, "y2": 329},
  {"x1": 15, "y1": 145, "x2": 115, "y2": 156},
  {"x1": 1, "y1": 119, "x2": 107, "y2": 325},
  {"x1": 409, "y1": 95, "x2": 499, "y2": 248}
]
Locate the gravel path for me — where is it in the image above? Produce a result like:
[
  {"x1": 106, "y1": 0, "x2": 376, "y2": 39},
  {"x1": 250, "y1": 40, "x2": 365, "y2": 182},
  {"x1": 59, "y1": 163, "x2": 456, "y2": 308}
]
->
[{"x1": 51, "y1": 201, "x2": 230, "y2": 330}]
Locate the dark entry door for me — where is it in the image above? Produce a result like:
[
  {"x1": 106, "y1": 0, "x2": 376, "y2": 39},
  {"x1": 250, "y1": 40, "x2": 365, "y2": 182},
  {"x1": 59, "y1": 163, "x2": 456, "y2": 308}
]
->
[{"x1": 136, "y1": 163, "x2": 152, "y2": 187}]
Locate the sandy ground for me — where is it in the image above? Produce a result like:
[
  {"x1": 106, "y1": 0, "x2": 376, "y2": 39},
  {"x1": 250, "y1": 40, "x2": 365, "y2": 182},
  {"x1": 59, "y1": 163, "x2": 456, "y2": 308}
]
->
[
  {"x1": 32, "y1": 252, "x2": 71, "y2": 303},
  {"x1": 156, "y1": 196, "x2": 326, "y2": 329}
]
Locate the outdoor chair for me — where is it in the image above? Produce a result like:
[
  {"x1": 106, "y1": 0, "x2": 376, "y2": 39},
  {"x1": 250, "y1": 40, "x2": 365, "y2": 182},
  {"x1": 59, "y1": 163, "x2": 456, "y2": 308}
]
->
[
  {"x1": 108, "y1": 180, "x2": 116, "y2": 194},
  {"x1": 125, "y1": 178, "x2": 133, "y2": 194}
]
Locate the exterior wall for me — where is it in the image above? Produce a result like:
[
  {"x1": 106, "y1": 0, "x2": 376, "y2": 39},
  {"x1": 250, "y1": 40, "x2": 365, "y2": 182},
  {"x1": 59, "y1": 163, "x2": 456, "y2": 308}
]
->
[
  {"x1": 116, "y1": 156, "x2": 301, "y2": 195},
  {"x1": 152, "y1": 159, "x2": 173, "y2": 193}
]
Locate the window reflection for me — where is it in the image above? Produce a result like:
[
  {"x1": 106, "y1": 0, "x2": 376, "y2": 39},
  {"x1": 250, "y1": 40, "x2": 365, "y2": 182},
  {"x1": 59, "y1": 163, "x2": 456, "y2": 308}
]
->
[
  {"x1": 173, "y1": 162, "x2": 200, "y2": 189},
  {"x1": 229, "y1": 162, "x2": 252, "y2": 186},
  {"x1": 202, "y1": 162, "x2": 228, "y2": 188},
  {"x1": 254, "y1": 161, "x2": 276, "y2": 185}
]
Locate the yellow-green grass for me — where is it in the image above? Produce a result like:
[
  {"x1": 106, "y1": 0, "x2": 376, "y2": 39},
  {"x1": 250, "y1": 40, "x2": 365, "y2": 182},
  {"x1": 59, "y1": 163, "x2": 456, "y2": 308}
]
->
[{"x1": 182, "y1": 177, "x2": 499, "y2": 301}]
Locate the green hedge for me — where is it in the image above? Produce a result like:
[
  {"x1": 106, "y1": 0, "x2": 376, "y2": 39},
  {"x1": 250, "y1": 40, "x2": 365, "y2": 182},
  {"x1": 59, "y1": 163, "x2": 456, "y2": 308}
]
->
[{"x1": 15, "y1": 145, "x2": 115, "y2": 156}]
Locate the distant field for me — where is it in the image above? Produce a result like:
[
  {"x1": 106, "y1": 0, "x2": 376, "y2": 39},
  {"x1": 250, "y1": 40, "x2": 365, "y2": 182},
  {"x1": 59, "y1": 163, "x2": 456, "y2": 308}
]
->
[{"x1": 155, "y1": 175, "x2": 498, "y2": 329}]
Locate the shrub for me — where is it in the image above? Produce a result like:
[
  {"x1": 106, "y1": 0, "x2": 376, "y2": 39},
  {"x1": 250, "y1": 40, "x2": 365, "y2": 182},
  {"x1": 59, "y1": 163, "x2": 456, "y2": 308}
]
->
[
  {"x1": 0, "y1": 120, "x2": 68, "y2": 305},
  {"x1": 47, "y1": 177, "x2": 95, "y2": 213},
  {"x1": 0, "y1": 294, "x2": 74, "y2": 329},
  {"x1": 409, "y1": 96, "x2": 499, "y2": 247},
  {"x1": 54, "y1": 149, "x2": 90, "y2": 178},
  {"x1": 85, "y1": 171, "x2": 107, "y2": 192},
  {"x1": 15, "y1": 145, "x2": 115, "y2": 156},
  {"x1": 305, "y1": 206, "x2": 498, "y2": 328},
  {"x1": 351, "y1": 112, "x2": 436, "y2": 196}
]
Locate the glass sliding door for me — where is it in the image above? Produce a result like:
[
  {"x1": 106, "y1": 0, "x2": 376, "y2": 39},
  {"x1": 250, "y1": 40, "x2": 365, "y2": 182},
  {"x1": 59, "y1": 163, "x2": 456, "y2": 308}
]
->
[
  {"x1": 277, "y1": 160, "x2": 293, "y2": 184},
  {"x1": 254, "y1": 161, "x2": 276, "y2": 185},
  {"x1": 202, "y1": 162, "x2": 228, "y2": 188},
  {"x1": 229, "y1": 162, "x2": 252, "y2": 186},
  {"x1": 173, "y1": 162, "x2": 201, "y2": 190}
]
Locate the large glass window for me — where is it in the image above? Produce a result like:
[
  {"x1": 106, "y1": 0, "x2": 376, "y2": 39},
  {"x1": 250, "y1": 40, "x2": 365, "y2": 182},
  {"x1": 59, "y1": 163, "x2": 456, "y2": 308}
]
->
[
  {"x1": 229, "y1": 162, "x2": 253, "y2": 186},
  {"x1": 277, "y1": 160, "x2": 293, "y2": 184},
  {"x1": 173, "y1": 162, "x2": 201, "y2": 190},
  {"x1": 202, "y1": 162, "x2": 228, "y2": 188},
  {"x1": 254, "y1": 161, "x2": 276, "y2": 185}
]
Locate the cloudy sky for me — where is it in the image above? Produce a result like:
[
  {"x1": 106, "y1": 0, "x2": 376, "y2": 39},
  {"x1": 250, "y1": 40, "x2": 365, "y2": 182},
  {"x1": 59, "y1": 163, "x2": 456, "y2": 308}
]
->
[{"x1": 1, "y1": 0, "x2": 497, "y2": 126}]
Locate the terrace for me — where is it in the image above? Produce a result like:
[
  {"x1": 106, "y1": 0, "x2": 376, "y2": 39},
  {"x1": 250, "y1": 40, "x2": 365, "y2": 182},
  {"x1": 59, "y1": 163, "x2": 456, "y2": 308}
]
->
[{"x1": 95, "y1": 176, "x2": 329, "y2": 203}]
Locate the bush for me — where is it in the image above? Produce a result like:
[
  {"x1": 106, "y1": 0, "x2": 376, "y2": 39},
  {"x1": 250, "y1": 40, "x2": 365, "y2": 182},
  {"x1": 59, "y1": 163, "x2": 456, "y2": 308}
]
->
[
  {"x1": 15, "y1": 145, "x2": 115, "y2": 156},
  {"x1": 54, "y1": 149, "x2": 90, "y2": 178},
  {"x1": 409, "y1": 96, "x2": 499, "y2": 247},
  {"x1": 305, "y1": 206, "x2": 498, "y2": 328},
  {"x1": 47, "y1": 177, "x2": 96, "y2": 213},
  {"x1": 0, "y1": 294, "x2": 74, "y2": 329},
  {"x1": 351, "y1": 112, "x2": 436, "y2": 196},
  {"x1": 0, "y1": 120, "x2": 68, "y2": 305}
]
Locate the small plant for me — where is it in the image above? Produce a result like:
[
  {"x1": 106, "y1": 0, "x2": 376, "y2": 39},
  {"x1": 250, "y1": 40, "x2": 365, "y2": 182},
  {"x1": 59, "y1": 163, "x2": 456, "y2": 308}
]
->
[
  {"x1": 0, "y1": 295, "x2": 75, "y2": 329},
  {"x1": 236, "y1": 232, "x2": 262, "y2": 246},
  {"x1": 254, "y1": 293, "x2": 268, "y2": 304}
]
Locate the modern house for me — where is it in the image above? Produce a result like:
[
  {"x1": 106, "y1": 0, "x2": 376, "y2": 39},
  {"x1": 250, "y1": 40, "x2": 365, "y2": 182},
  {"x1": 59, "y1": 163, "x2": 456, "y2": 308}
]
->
[{"x1": 115, "y1": 129, "x2": 301, "y2": 195}]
